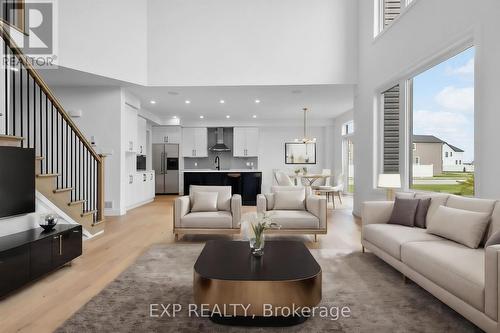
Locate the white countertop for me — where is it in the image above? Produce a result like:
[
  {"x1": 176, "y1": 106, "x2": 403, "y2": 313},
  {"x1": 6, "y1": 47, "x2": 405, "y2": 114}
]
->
[{"x1": 181, "y1": 169, "x2": 261, "y2": 173}]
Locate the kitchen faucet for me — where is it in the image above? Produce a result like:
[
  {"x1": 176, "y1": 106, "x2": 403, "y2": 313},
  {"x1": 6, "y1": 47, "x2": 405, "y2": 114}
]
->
[{"x1": 215, "y1": 156, "x2": 221, "y2": 170}]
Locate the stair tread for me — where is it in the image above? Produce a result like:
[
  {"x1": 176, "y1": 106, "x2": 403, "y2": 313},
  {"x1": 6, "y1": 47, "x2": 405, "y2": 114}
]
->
[
  {"x1": 53, "y1": 187, "x2": 73, "y2": 193},
  {"x1": 0, "y1": 134, "x2": 25, "y2": 141},
  {"x1": 68, "y1": 200, "x2": 86, "y2": 206},
  {"x1": 81, "y1": 210, "x2": 98, "y2": 217},
  {"x1": 36, "y1": 173, "x2": 59, "y2": 178}
]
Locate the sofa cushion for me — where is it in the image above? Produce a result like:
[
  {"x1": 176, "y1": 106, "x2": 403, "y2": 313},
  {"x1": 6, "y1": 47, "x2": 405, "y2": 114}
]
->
[
  {"x1": 388, "y1": 198, "x2": 419, "y2": 227},
  {"x1": 414, "y1": 193, "x2": 449, "y2": 222},
  {"x1": 181, "y1": 211, "x2": 232, "y2": 228},
  {"x1": 486, "y1": 202, "x2": 500, "y2": 241},
  {"x1": 268, "y1": 210, "x2": 319, "y2": 229},
  {"x1": 191, "y1": 191, "x2": 218, "y2": 212},
  {"x1": 427, "y1": 205, "x2": 491, "y2": 248},
  {"x1": 273, "y1": 191, "x2": 305, "y2": 210},
  {"x1": 401, "y1": 240, "x2": 485, "y2": 311},
  {"x1": 190, "y1": 185, "x2": 231, "y2": 211},
  {"x1": 363, "y1": 224, "x2": 443, "y2": 259},
  {"x1": 446, "y1": 195, "x2": 496, "y2": 215}
]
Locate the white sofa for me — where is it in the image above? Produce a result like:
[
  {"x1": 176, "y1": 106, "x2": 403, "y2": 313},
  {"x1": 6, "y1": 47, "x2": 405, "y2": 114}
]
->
[
  {"x1": 257, "y1": 186, "x2": 327, "y2": 241},
  {"x1": 362, "y1": 193, "x2": 500, "y2": 332},
  {"x1": 173, "y1": 185, "x2": 242, "y2": 239}
]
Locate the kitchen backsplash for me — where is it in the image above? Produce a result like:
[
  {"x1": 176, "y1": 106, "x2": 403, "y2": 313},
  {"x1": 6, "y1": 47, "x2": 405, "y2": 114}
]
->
[
  {"x1": 183, "y1": 127, "x2": 259, "y2": 170},
  {"x1": 183, "y1": 154, "x2": 258, "y2": 170}
]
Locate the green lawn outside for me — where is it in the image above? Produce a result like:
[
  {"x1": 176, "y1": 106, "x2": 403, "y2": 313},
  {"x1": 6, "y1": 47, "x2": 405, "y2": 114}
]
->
[
  {"x1": 411, "y1": 184, "x2": 474, "y2": 196},
  {"x1": 411, "y1": 172, "x2": 475, "y2": 196}
]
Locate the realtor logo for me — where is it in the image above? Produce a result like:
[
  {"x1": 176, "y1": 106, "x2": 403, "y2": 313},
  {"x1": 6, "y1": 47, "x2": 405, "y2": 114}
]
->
[
  {"x1": 22, "y1": 2, "x2": 53, "y2": 54},
  {"x1": 2, "y1": 0, "x2": 57, "y2": 68}
]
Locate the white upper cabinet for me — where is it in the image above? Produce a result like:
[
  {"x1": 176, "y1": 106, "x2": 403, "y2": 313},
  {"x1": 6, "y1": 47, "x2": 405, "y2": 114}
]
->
[
  {"x1": 152, "y1": 126, "x2": 181, "y2": 144},
  {"x1": 182, "y1": 127, "x2": 207, "y2": 157},
  {"x1": 123, "y1": 104, "x2": 138, "y2": 152},
  {"x1": 137, "y1": 117, "x2": 147, "y2": 155},
  {"x1": 233, "y1": 127, "x2": 259, "y2": 157}
]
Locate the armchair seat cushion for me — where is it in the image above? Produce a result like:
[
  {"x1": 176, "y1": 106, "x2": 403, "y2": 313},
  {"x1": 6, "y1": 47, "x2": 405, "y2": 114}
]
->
[
  {"x1": 269, "y1": 210, "x2": 319, "y2": 229},
  {"x1": 401, "y1": 240, "x2": 485, "y2": 311},
  {"x1": 181, "y1": 211, "x2": 232, "y2": 229},
  {"x1": 363, "y1": 224, "x2": 443, "y2": 260}
]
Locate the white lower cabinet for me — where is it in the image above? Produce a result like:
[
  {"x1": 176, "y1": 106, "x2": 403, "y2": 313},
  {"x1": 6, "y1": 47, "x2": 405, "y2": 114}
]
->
[{"x1": 126, "y1": 171, "x2": 155, "y2": 209}]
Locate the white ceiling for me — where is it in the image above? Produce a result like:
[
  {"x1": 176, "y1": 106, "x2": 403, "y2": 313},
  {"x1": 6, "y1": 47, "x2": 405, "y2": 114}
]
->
[{"x1": 39, "y1": 67, "x2": 355, "y2": 124}]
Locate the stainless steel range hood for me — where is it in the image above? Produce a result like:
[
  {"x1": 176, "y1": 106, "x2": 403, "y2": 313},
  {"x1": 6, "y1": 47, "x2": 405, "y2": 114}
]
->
[{"x1": 209, "y1": 128, "x2": 231, "y2": 152}]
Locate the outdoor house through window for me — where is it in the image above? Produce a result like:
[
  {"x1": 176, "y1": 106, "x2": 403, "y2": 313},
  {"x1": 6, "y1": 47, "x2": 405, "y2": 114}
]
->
[{"x1": 409, "y1": 47, "x2": 475, "y2": 196}]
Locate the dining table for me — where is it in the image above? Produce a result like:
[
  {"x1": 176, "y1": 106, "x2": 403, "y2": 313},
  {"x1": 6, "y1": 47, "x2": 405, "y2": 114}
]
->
[{"x1": 289, "y1": 174, "x2": 328, "y2": 186}]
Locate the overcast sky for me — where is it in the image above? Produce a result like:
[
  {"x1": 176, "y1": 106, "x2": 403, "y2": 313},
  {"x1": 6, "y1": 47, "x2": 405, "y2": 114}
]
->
[{"x1": 413, "y1": 47, "x2": 475, "y2": 163}]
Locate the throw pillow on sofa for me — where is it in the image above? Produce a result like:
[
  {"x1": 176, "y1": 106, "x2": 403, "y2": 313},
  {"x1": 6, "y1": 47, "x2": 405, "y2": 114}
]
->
[
  {"x1": 414, "y1": 198, "x2": 431, "y2": 228},
  {"x1": 273, "y1": 191, "x2": 305, "y2": 210},
  {"x1": 191, "y1": 192, "x2": 219, "y2": 212},
  {"x1": 427, "y1": 205, "x2": 491, "y2": 248},
  {"x1": 388, "y1": 198, "x2": 420, "y2": 227}
]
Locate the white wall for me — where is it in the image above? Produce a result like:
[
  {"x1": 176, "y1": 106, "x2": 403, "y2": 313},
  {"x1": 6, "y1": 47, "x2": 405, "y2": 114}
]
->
[
  {"x1": 258, "y1": 126, "x2": 327, "y2": 193},
  {"x1": 56, "y1": 0, "x2": 148, "y2": 85},
  {"x1": 54, "y1": 0, "x2": 356, "y2": 86},
  {"x1": 147, "y1": 0, "x2": 357, "y2": 86},
  {"x1": 52, "y1": 86, "x2": 124, "y2": 215},
  {"x1": 354, "y1": 0, "x2": 500, "y2": 215}
]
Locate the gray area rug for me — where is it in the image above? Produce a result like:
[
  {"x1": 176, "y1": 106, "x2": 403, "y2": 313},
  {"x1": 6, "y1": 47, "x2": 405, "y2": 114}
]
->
[{"x1": 56, "y1": 243, "x2": 482, "y2": 332}]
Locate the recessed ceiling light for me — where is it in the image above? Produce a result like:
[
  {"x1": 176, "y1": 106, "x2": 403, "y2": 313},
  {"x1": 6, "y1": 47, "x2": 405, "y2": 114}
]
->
[
  {"x1": 226, "y1": 115, "x2": 230, "y2": 119},
  {"x1": 255, "y1": 99, "x2": 261, "y2": 104},
  {"x1": 199, "y1": 115, "x2": 204, "y2": 119},
  {"x1": 150, "y1": 100, "x2": 156, "y2": 104},
  {"x1": 252, "y1": 115, "x2": 257, "y2": 118},
  {"x1": 185, "y1": 100, "x2": 191, "y2": 104},
  {"x1": 220, "y1": 99, "x2": 225, "y2": 104},
  {"x1": 172, "y1": 116, "x2": 178, "y2": 119}
]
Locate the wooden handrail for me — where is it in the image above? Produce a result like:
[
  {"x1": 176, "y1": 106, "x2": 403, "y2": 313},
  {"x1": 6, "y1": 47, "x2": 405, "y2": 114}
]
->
[{"x1": 0, "y1": 22, "x2": 102, "y2": 163}]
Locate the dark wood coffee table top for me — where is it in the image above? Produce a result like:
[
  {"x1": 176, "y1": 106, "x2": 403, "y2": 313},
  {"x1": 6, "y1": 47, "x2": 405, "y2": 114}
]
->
[{"x1": 194, "y1": 240, "x2": 321, "y2": 281}]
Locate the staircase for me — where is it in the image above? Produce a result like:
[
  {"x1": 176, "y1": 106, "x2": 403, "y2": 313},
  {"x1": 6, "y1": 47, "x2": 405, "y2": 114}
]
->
[{"x1": 0, "y1": 23, "x2": 105, "y2": 235}]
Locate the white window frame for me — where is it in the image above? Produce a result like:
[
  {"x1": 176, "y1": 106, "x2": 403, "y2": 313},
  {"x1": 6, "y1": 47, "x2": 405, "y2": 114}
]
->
[{"x1": 374, "y1": 0, "x2": 421, "y2": 39}]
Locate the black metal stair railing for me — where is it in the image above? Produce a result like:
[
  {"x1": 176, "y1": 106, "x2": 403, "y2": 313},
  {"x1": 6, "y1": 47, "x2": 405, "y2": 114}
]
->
[{"x1": 0, "y1": 22, "x2": 104, "y2": 224}]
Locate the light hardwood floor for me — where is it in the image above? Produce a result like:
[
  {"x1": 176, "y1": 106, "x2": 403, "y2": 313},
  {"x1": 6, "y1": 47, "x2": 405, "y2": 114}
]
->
[{"x1": 0, "y1": 195, "x2": 361, "y2": 333}]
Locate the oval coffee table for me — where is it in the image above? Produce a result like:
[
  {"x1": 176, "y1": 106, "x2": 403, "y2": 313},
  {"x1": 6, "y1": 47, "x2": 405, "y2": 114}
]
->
[{"x1": 193, "y1": 240, "x2": 322, "y2": 326}]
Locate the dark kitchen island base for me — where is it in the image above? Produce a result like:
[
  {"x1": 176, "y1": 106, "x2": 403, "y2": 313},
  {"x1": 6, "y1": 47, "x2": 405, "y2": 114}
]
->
[{"x1": 183, "y1": 171, "x2": 262, "y2": 205}]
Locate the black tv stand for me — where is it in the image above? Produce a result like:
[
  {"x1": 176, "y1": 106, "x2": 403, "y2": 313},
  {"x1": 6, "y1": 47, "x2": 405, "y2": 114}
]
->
[{"x1": 0, "y1": 224, "x2": 82, "y2": 298}]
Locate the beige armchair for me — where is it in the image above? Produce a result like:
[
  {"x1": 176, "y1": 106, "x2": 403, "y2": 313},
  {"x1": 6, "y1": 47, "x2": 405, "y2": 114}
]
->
[
  {"x1": 173, "y1": 185, "x2": 242, "y2": 239},
  {"x1": 257, "y1": 186, "x2": 327, "y2": 242}
]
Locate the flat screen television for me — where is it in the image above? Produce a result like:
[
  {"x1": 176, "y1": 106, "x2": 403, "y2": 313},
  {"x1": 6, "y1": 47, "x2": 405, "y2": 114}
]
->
[{"x1": 0, "y1": 147, "x2": 35, "y2": 218}]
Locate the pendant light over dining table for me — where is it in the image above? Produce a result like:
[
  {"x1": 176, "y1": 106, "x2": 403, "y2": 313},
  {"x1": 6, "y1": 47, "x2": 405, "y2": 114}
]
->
[{"x1": 295, "y1": 107, "x2": 317, "y2": 143}]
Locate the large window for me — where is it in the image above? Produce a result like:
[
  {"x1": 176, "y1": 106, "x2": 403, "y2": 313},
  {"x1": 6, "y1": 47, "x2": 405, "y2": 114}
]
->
[{"x1": 409, "y1": 47, "x2": 475, "y2": 196}]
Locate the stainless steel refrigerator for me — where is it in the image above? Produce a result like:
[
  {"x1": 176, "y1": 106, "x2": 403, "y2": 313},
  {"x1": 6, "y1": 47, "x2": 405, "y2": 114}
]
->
[{"x1": 153, "y1": 144, "x2": 179, "y2": 194}]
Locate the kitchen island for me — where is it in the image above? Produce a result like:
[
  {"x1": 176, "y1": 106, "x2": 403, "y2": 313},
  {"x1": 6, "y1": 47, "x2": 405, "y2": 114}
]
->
[{"x1": 182, "y1": 170, "x2": 262, "y2": 205}]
